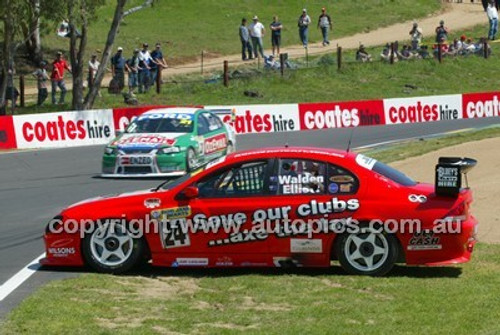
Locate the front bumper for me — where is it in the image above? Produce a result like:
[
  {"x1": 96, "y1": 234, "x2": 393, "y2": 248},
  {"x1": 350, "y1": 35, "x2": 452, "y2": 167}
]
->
[{"x1": 102, "y1": 152, "x2": 187, "y2": 177}]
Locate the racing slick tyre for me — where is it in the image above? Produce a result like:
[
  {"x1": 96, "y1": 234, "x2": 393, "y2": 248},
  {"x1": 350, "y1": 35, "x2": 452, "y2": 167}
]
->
[
  {"x1": 186, "y1": 147, "x2": 196, "y2": 172},
  {"x1": 335, "y1": 226, "x2": 398, "y2": 276},
  {"x1": 82, "y1": 221, "x2": 145, "y2": 274}
]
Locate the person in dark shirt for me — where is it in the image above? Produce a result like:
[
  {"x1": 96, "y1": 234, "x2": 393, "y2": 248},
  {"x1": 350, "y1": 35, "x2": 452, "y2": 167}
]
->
[
  {"x1": 111, "y1": 47, "x2": 126, "y2": 91},
  {"x1": 270, "y1": 16, "x2": 283, "y2": 56},
  {"x1": 150, "y1": 43, "x2": 168, "y2": 85},
  {"x1": 239, "y1": 18, "x2": 253, "y2": 60}
]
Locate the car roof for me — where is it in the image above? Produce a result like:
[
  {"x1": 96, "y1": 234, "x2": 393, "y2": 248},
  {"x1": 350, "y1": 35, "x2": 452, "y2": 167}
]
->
[
  {"x1": 142, "y1": 107, "x2": 201, "y2": 115},
  {"x1": 228, "y1": 147, "x2": 352, "y2": 161}
]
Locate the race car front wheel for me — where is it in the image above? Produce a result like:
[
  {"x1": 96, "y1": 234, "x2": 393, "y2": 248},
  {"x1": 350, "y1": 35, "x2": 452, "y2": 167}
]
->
[
  {"x1": 335, "y1": 227, "x2": 398, "y2": 276},
  {"x1": 82, "y1": 221, "x2": 145, "y2": 274},
  {"x1": 186, "y1": 147, "x2": 196, "y2": 172}
]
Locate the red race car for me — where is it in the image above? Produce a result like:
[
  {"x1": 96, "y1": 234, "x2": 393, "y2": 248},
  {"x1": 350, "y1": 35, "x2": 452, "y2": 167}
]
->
[{"x1": 41, "y1": 147, "x2": 478, "y2": 276}]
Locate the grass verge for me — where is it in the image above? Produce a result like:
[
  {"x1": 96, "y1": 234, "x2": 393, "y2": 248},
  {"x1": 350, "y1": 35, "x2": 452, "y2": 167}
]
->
[
  {"x1": 2, "y1": 128, "x2": 500, "y2": 334},
  {"x1": 2, "y1": 244, "x2": 500, "y2": 334}
]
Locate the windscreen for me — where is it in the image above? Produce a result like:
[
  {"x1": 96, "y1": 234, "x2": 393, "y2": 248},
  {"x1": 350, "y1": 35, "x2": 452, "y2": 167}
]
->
[{"x1": 126, "y1": 113, "x2": 194, "y2": 134}]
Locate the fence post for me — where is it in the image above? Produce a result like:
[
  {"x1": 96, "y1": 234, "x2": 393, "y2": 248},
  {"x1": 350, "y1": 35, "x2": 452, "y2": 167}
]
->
[
  {"x1": 156, "y1": 66, "x2": 162, "y2": 93},
  {"x1": 306, "y1": 47, "x2": 309, "y2": 67},
  {"x1": 437, "y1": 43, "x2": 442, "y2": 63},
  {"x1": 19, "y1": 75, "x2": 25, "y2": 108},
  {"x1": 483, "y1": 41, "x2": 489, "y2": 59},
  {"x1": 223, "y1": 60, "x2": 229, "y2": 87},
  {"x1": 390, "y1": 43, "x2": 395, "y2": 64},
  {"x1": 337, "y1": 46, "x2": 342, "y2": 70},
  {"x1": 280, "y1": 53, "x2": 285, "y2": 77},
  {"x1": 201, "y1": 50, "x2": 204, "y2": 74}
]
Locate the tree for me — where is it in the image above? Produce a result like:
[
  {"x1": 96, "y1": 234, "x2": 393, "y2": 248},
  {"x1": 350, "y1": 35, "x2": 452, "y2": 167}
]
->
[
  {"x1": 62, "y1": 0, "x2": 153, "y2": 110},
  {"x1": 84, "y1": 0, "x2": 154, "y2": 109}
]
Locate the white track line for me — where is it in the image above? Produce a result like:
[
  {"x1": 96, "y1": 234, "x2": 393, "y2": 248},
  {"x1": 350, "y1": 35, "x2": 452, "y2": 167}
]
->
[{"x1": 0, "y1": 253, "x2": 45, "y2": 302}]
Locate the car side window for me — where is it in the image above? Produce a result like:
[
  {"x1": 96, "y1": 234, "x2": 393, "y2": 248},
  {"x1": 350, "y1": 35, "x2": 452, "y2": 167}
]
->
[
  {"x1": 270, "y1": 159, "x2": 327, "y2": 195},
  {"x1": 197, "y1": 114, "x2": 210, "y2": 135},
  {"x1": 326, "y1": 163, "x2": 360, "y2": 195},
  {"x1": 204, "y1": 113, "x2": 221, "y2": 132},
  {"x1": 196, "y1": 161, "x2": 269, "y2": 198}
]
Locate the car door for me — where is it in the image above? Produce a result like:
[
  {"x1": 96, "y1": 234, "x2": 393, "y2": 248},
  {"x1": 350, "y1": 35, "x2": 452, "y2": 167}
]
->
[
  {"x1": 197, "y1": 112, "x2": 228, "y2": 164},
  {"x1": 175, "y1": 159, "x2": 275, "y2": 256},
  {"x1": 264, "y1": 157, "x2": 362, "y2": 267}
]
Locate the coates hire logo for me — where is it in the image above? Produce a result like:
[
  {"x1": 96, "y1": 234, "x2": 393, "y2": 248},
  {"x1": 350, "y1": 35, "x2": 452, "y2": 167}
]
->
[
  {"x1": 13, "y1": 110, "x2": 115, "y2": 149},
  {"x1": 298, "y1": 100, "x2": 385, "y2": 130},
  {"x1": 383, "y1": 95, "x2": 462, "y2": 125},
  {"x1": 205, "y1": 104, "x2": 300, "y2": 134},
  {"x1": 462, "y1": 92, "x2": 500, "y2": 119}
]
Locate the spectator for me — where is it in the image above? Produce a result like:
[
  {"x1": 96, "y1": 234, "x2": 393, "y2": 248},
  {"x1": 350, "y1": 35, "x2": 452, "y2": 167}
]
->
[
  {"x1": 418, "y1": 45, "x2": 430, "y2": 59},
  {"x1": 317, "y1": 7, "x2": 332, "y2": 46},
  {"x1": 482, "y1": 0, "x2": 500, "y2": 11},
  {"x1": 298, "y1": 9, "x2": 311, "y2": 48},
  {"x1": 111, "y1": 47, "x2": 126, "y2": 91},
  {"x1": 239, "y1": 18, "x2": 253, "y2": 60},
  {"x1": 50, "y1": 51, "x2": 71, "y2": 105},
  {"x1": 380, "y1": 43, "x2": 393, "y2": 62},
  {"x1": 87, "y1": 54, "x2": 100, "y2": 88},
  {"x1": 487, "y1": 0, "x2": 499, "y2": 40},
  {"x1": 409, "y1": 22, "x2": 423, "y2": 50},
  {"x1": 249, "y1": 16, "x2": 265, "y2": 58},
  {"x1": 125, "y1": 49, "x2": 141, "y2": 93},
  {"x1": 435, "y1": 20, "x2": 449, "y2": 42},
  {"x1": 5, "y1": 64, "x2": 19, "y2": 107},
  {"x1": 32, "y1": 61, "x2": 49, "y2": 106},
  {"x1": 270, "y1": 16, "x2": 283, "y2": 56},
  {"x1": 150, "y1": 43, "x2": 168, "y2": 85},
  {"x1": 356, "y1": 44, "x2": 372, "y2": 62},
  {"x1": 138, "y1": 43, "x2": 152, "y2": 93},
  {"x1": 457, "y1": 35, "x2": 467, "y2": 52}
]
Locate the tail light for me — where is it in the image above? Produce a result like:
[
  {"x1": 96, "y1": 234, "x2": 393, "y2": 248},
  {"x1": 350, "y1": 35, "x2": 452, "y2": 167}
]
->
[{"x1": 443, "y1": 201, "x2": 468, "y2": 222}]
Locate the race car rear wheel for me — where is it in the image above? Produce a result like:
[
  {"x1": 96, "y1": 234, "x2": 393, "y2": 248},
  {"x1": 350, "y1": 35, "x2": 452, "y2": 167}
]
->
[
  {"x1": 335, "y1": 227, "x2": 398, "y2": 276},
  {"x1": 82, "y1": 221, "x2": 145, "y2": 274},
  {"x1": 186, "y1": 147, "x2": 196, "y2": 172}
]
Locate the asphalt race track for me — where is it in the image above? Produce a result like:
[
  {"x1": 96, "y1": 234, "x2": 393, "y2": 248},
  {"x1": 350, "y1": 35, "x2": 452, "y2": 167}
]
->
[{"x1": 1, "y1": 117, "x2": 499, "y2": 317}]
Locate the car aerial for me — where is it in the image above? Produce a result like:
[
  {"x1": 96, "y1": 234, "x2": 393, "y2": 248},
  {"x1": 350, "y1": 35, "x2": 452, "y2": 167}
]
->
[
  {"x1": 42, "y1": 147, "x2": 478, "y2": 276},
  {"x1": 101, "y1": 107, "x2": 236, "y2": 177}
]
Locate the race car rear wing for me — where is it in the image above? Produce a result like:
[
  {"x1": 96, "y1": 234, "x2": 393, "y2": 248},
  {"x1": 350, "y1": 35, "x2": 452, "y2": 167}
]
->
[{"x1": 435, "y1": 157, "x2": 477, "y2": 197}]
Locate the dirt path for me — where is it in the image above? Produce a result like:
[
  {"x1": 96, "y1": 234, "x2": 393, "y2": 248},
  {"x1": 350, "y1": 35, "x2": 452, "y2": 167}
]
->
[
  {"x1": 22, "y1": 3, "x2": 487, "y2": 96},
  {"x1": 392, "y1": 137, "x2": 500, "y2": 244}
]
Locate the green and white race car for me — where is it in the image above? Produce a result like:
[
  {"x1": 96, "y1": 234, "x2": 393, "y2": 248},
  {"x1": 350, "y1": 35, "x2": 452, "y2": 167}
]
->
[{"x1": 102, "y1": 107, "x2": 236, "y2": 177}]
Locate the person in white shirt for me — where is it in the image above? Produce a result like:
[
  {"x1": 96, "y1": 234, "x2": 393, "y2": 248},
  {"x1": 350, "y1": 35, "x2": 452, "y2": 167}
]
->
[
  {"x1": 409, "y1": 22, "x2": 423, "y2": 50},
  {"x1": 87, "y1": 54, "x2": 100, "y2": 87},
  {"x1": 249, "y1": 16, "x2": 265, "y2": 58},
  {"x1": 487, "y1": 0, "x2": 499, "y2": 40}
]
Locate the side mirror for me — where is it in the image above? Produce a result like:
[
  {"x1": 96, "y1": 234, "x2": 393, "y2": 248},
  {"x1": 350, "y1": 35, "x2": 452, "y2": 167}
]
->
[{"x1": 182, "y1": 186, "x2": 199, "y2": 199}]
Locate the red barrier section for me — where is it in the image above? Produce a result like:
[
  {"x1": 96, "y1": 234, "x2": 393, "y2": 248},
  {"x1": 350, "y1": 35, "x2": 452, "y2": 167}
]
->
[
  {"x1": 0, "y1": 115, "x2": 18, "y2": 149},
  {"x1": 462, "y1": 92, "x2": 500, "y2": 119},
  {"x1": 298, "y1": 100, "x2": 385, "y2": 130}
]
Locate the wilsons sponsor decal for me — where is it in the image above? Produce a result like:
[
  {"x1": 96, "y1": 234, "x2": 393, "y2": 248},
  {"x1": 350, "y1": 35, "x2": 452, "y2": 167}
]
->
[{"x1": 204, "y1": 134, "x2": 227, "y2": 154}]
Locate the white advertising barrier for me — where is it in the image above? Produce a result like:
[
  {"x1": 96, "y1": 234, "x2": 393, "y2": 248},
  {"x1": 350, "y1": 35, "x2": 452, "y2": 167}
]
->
[
  {"x1": 383, "y1": 94, "x2": 463, "y2": 125},
  {"x1": 13, "y1": 109, "x2": 115, "y2": 149},
  {"x1": 205, "y1": 104, "x2": 300, "y2": 134}
]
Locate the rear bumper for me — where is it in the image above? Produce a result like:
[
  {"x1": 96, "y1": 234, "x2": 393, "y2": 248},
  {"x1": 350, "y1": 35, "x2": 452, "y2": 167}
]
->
[{"x1": 406, "y1": 215, "x2": 478, "y2": 266}]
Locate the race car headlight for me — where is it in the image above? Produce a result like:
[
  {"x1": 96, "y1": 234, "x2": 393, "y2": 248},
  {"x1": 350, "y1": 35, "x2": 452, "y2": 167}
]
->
[
  {"x1": 158, "y1": 146, "x2": 181, "y2": 154},
  {"x1": 104, "y1": 146, "x2": 117, "y2": 155}
]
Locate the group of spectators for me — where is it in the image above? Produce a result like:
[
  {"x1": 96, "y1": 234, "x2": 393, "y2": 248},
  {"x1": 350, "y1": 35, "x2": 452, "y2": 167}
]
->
[
  {"x1": 356, "y1": 17, "x2": 493, "y2": 63},
  {"x1": 27, "y1": 43, "x2": 168, "y2": 107},
  {"x1": 238, "y1": 8, "x2": 333, "y2": 60},
  {"x1": 110, "y1": 43, "x2": 168, "y2": 95}
]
